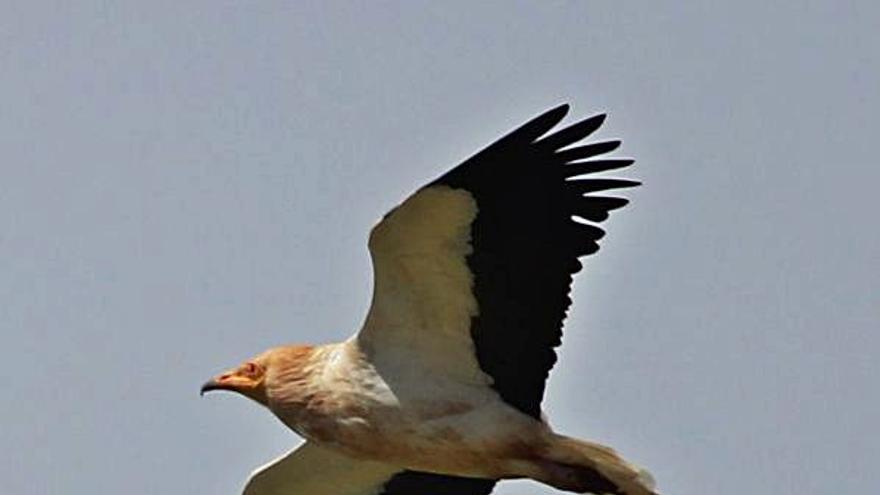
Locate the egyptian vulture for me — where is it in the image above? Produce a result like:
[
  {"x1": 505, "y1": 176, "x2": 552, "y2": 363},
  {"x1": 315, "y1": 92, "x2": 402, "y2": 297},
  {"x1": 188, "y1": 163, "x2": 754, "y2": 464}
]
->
[{"x1": 201, "y1": 104, "x2": 657, "y2": 495}]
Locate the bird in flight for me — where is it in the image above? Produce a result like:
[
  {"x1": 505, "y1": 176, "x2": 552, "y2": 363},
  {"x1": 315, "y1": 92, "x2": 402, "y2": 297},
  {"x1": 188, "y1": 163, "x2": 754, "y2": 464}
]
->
[{"x1": 201, "y1": 104, "x2": 657, "y2": 495}]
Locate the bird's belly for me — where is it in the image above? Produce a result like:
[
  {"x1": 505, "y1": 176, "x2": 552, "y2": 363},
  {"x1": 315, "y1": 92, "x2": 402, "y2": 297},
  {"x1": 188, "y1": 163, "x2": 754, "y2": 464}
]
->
[
  {"x1": 269, "y1": 344, "x2": 548, "y2": 476},
  {"x1": 284, "y1": 394, "x2": 547, "y2": 478}
]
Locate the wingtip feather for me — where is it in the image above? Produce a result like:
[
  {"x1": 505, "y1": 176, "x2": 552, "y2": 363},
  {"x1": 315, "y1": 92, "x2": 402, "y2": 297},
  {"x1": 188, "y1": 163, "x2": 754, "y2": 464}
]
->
[
  {"x1": 488, "y1": 104, "x2": 571, "y2": 148},
  {"x1": 537, "y1": 113, "x2": 608, "y2": 150}
]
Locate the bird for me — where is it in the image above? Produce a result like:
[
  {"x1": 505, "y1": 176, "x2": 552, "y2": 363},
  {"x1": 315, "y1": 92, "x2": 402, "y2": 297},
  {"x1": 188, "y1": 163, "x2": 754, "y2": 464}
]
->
[{"x1": 201, "y1": 104, "x2": 656, "y2": 495}]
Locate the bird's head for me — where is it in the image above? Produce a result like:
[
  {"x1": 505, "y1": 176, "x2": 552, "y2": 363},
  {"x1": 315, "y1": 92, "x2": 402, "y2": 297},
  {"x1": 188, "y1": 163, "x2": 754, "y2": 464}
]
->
[
  {"x1": 200, "y1": 345, "x2": 316, "y2": 407},
  {"x1": 200, "y1": 352, "x2": 271, "y2": 404}
]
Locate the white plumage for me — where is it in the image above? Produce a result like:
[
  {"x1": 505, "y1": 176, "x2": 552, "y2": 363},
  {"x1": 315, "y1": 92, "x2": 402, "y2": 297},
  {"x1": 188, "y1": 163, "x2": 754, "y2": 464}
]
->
[{"x1": 202, "y1": 105, "x2": 655, "y2": 495}]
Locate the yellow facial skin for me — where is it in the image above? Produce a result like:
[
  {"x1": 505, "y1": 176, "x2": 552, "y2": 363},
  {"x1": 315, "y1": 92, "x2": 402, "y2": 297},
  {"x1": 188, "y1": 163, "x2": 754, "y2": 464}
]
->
[{"x1": 201, "y1": 360, "x2": 268, "y2": 403}]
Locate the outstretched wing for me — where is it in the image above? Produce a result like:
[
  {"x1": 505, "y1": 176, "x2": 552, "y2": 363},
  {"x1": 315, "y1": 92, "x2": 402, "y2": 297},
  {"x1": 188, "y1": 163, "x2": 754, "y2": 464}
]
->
[
  {"x1": 242, "y1": 443, "x2": 495, "y2": 495},
  {"x1": 357, "y1": 104, "x2": 638, "y2": 418},
  {"x1": 242, "y1": 442, "x2": 397, "y2": 495}
]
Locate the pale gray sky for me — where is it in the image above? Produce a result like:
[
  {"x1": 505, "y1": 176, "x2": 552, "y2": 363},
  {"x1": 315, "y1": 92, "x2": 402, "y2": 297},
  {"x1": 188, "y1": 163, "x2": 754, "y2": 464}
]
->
[{"x1": 2, "y1": 2, "x2": 878, "y2": 494}]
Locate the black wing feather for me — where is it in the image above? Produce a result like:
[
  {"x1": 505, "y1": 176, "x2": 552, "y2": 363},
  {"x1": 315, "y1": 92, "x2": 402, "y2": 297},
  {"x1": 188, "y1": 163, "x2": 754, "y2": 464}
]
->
[
  {"x1": 572, "y1": 197, "x2": 630, "y2": 222},
  {"x1": 556, "y1": 140, "x2": 622, "y2": 161},
  {"x1": 427, "y1": 105, "x2": 638, "y2": 419},
  {"x1": 535, "y1": 113, "x2": 606, "y2": 150},
  {"x1": 379, "y1": 471, "x2": 496, "y2": 495},
  {"x1": 565, "y1": 158, "x2": 635, "y2": 177}
]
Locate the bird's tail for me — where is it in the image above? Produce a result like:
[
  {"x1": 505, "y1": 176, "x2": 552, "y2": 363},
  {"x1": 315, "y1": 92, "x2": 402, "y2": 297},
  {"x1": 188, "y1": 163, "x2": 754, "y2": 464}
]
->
[{"x1": 533, "y1": 434, "x2": 657, "y2": 495}]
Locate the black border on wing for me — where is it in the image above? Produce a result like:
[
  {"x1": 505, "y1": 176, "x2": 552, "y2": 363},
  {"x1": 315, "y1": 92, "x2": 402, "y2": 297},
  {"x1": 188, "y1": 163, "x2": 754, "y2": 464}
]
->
[{"x1": 428, "y1": 104, "x2": 639, "y2": 419}]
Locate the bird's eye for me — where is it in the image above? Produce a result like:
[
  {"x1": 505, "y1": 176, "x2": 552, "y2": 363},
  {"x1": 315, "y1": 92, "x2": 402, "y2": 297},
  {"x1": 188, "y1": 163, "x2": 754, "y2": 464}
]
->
[{"x1": 243, "y1": 362, "x2": 258, "y2": 376}]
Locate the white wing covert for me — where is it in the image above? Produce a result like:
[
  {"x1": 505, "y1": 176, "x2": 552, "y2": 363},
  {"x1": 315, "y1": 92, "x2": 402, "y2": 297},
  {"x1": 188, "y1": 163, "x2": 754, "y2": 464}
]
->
[{"x1": 242, "y1": 442, "x2": 400, "y2": 495}]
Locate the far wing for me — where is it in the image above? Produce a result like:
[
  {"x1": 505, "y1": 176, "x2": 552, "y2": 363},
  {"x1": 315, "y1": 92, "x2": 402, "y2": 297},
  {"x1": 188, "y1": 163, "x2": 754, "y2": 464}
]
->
[
  {"x1": 357, "y1": 105, "x2": 638, "y2": 417},
  {"x1": 243, "y1": 443, "x2": 496, "y2": 495},
  {"x1": 380, "y1": 471, "x2": 496, "y2": 495},
  {"x1": 242, "y1": 442, "x2": 397, "y2": 495}
]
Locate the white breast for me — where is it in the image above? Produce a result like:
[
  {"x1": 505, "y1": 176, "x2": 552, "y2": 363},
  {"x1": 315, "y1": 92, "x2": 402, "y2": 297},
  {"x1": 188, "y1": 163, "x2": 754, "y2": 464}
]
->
[{"x1": 281, "y1": 340, "x2": 544, "y2": 475}]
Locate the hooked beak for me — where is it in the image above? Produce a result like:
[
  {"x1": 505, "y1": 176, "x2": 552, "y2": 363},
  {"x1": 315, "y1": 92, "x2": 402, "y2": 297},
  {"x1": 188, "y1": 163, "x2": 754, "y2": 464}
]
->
[
  {"x1": 199, "y1": 364, "x2": 267, "y2": 403},
  {"x1": 199, "y1": 371, "x2": 261, "y2": 398},
  {"x1": 200, "y1": 378, "x2": 226, "y2": 396}
]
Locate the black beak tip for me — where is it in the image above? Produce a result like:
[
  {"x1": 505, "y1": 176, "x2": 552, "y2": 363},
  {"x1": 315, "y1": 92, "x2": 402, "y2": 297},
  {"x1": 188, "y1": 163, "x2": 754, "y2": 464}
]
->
[{"x1": 200, "y1": 379, "x2": 220, "y2": 397}]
